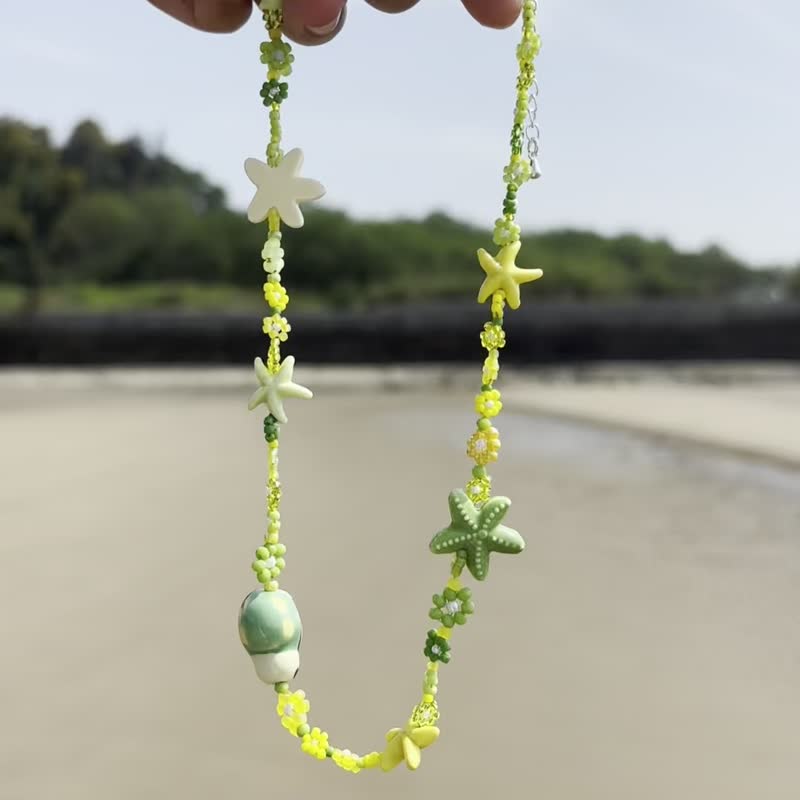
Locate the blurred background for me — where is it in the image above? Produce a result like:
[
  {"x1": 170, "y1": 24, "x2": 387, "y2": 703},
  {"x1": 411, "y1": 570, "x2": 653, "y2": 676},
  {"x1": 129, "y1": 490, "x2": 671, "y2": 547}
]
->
[{"x1": 1, "y1": 1, "x2": 799, "y2": 799}]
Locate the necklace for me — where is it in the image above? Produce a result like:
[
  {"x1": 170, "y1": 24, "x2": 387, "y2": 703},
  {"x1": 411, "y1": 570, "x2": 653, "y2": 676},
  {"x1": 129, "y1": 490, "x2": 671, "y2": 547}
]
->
[{"x1": 237, "y1": 0, "x2": 543, "y2": 774}]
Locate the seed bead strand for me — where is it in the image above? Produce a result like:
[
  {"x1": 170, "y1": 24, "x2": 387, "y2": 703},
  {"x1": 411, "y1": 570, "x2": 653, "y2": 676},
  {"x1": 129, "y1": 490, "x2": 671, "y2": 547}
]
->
[
  {"x1": 240, "y1": 0, "x2": 540, "y2": 775},
  {"x1": 252, "y1": 5, "x2": 293, "y2": 593},
  {"x1": 466, "y1": 0, "x2": 541, "y2": 509}
]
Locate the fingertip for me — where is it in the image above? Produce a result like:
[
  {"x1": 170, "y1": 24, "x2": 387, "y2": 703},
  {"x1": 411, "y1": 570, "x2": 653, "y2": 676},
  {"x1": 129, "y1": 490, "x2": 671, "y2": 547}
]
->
[
  {"x1": 192, "y1": 0, "x2": 254, "y2": 32},
  {"x1": 461, "y1": 0, "x2": 522, "y2": 29},
  {"x1": 283, "y1": 0, "x2": 347, "y2": 46}
]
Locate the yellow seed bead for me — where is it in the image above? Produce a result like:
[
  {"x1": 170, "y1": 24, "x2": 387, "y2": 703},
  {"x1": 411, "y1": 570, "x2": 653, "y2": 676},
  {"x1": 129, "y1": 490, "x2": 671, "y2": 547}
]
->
[{"x1": 438, "y1": 628, "x2": 452, "y2": 640}]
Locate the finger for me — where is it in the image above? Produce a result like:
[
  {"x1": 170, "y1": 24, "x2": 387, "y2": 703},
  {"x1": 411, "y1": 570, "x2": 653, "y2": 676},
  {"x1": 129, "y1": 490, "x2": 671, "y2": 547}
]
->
[
  {"x1": 363, "y1": 0, "x2": 421, "y2": 14},
  {"x1": 283, "y1": 0, "x2": 348, "y2": 46},
  {"x1": 461, "y1": 0, "x2": 521, "y2": 29},
  {"x1": 147, "y1": 0, "x2": 253, "y2": 32}
]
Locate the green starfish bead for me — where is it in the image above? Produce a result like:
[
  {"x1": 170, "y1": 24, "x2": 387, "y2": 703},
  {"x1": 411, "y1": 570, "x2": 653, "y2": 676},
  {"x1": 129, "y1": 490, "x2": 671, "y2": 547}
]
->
[{"x1": 429, "y1": 490, "x2": 525, "y2": 581}]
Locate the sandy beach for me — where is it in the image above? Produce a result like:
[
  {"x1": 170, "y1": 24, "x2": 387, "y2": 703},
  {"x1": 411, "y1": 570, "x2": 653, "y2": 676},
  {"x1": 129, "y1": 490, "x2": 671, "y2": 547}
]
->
[{"x1": 1, "y1": 369, "x2": 799, "y2": 799}]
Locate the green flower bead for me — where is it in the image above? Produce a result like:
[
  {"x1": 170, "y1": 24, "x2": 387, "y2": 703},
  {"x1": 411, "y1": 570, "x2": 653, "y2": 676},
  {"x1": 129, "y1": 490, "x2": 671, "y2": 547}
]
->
[
  {"x1": 261, "y1": 79, "x2": 289, "y2": 106},
  {"x1": 260, "y1": 40, "x2": 294, "y2": 76},
  {"x1": 423, "y1": 630, "x2": 451, "y2": 664},
  {"x1": 493, "y1": 217, "x2": 521, "y2": 247},
  {"x1": 256, "y1": 546, "x2": 270, "y2": 560},
  {"x1": 429, "y1": 587, "x2": 474, "y2": 628}
]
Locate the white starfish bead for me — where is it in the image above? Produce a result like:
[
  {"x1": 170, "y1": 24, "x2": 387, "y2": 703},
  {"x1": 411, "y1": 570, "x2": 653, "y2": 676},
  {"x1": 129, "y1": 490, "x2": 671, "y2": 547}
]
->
[{"x1": 244, "y1": 148, "x2": 325, "y2": 229}]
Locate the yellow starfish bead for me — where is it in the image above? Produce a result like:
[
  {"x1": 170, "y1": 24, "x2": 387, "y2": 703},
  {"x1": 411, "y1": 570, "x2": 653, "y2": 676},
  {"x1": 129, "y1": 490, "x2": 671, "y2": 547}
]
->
[{"x1": 477, "y1": 240, "x2": 542, "y2": 310}]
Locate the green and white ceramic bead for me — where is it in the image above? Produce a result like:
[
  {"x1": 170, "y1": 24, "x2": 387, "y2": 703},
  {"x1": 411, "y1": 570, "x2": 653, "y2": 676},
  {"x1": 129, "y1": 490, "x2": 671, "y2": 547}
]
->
[{"x1": 239, "y1": 589, "x2": 303, "y2": 684}]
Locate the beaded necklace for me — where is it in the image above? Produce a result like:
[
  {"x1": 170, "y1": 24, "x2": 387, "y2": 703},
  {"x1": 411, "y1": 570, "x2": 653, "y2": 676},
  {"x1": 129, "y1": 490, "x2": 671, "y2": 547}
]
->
[{"x1": 237, "y1": 0, "x2": 543, "y2": 774}]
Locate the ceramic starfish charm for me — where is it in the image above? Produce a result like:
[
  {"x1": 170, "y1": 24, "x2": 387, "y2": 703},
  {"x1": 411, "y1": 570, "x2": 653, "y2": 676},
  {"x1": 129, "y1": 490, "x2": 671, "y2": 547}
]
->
[
  {"x1": 477, "y1": 240, "x2": 543, "y2": 310},
  {"x1": 380, "y1": 724, "x2": 440, "y2": 772},
  {"x1": 429, "y1": 490, "x2": 525, "y2": 581},
  {"x1": 248, "y1": 355, "x2": 312, "y2": 424},
  {"x1": 244, "y1": 148, "x2": 325, "y2": 228}
]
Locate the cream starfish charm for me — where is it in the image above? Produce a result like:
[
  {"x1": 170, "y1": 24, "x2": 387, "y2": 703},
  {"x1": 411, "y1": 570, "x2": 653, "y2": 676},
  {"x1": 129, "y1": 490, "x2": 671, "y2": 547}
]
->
[
  {"x1": 244, "y1": 148, "x2": 325, "y2": 228},
  {"x1": 248, "y1": 355, "x2": 312, "y2": 424},
  {"x1": 477, "y1": 240, "x2": 543, "y2": 310}
]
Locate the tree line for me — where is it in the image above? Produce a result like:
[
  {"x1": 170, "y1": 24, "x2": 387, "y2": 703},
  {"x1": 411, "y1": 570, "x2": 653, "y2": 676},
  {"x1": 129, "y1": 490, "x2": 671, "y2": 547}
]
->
[{"x1": 1, "y1": 117, "x2": 796, "y2": 311}]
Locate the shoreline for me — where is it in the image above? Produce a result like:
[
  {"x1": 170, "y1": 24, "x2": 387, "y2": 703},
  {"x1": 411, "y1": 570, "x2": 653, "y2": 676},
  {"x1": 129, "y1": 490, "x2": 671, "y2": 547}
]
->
[{"x1": 1, "y1": 363, "x2": 799, "y2": 469}]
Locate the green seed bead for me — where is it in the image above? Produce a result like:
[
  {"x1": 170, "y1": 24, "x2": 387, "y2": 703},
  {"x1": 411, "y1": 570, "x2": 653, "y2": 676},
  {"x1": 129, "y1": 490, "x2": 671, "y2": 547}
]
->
[
  {"x1": 326, "y1": 747, "x2": 334, "y2": 758},
  {"x1": 273, "y1": 543, "x2": 287, "y2": 556},
  {"x1": 477, "y1": 418, "x2": 491, "y2": 431},
  {"x1": 253, "y1": 559, "x2": 268, "y2": 573},
  {"x1": 297, "y1": 723, "x2": 310, "y2": 738},
  {"x1": 275, "y1": 557, "x2": 286, "y2": 570},
  {"x1": 275, "y1": 682, "x2": 290, "y2": 694},
  {"x1": 256, "y1": 546, "x2": 270, "y2": 560},
  {"x1": 472, "y1": 466, "x2": 487, "y2": 479}
]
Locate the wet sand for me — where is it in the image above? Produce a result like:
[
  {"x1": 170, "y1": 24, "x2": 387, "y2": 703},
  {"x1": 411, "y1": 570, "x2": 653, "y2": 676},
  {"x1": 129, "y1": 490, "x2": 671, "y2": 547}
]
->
[{"x1": 1, "y1": 375, "x2": 799, "y2": 799}]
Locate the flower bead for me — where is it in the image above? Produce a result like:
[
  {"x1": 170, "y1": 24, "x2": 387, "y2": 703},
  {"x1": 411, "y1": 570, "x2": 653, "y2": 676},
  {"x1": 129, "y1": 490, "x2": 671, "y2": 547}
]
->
[
  {"x1": 517, "y1": 33, "x2": 542, "y2": 62},
  {"x1": 475, "y1": 389, "x2": 503, "y2": 419},
  {"x1": 301, "y1": 727, "x2": 329, "y2": 760},
  {"x1": 423, "y1": 630, "x2": 451, "y2": 664},
  {"x1": 467, "y1": 427, "x2": 501, "y2": 466},
  {"x1": 276, "y1": 690, "x2": 310, "y2": 736},
  {"x1": 261, "y1": 79, "x2": 289, "y2": 106},
  {"x1": 493, "y1": 217, "x2": 521, "y2": 247},
  {"x1": 252, "y1": 550, "x2": 284, "y2": 583},
  {"x1": 466, "y1": 476, "x2": 492, "y2": 505},
  {"x1": 482, "y1": 351, "x2": 500, "y2": 385},
  {"x1": 430, "y1": 586, "x2": 474, "y2": 628},
  {"x1": 263, "y1": 314, "x2": 291, "y2": 342},
  {"x1": 480, "y1": 322, "x2": 507, "y2": 351},
  {"x1": 332, "y1": 749, "x2": 362, "y2": 774},
  {"x1": 503, "y1": 154, "x2": 533, "y2": 188},
  {"x1": 411, "y1": 699, "x2": 440, "y2": 727},
  {"x1": 263, "y1": 281, "x2": 289, "y2": 312},
  {"x1": 260, "y1": 40, "x2": 294, "y2": 77},
  {"x1": 262, "y1": 239, "x2": 285, "y2": 274}
]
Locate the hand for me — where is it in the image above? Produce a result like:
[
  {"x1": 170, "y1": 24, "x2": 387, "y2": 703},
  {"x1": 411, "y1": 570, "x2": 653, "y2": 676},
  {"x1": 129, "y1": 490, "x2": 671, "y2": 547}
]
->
[{"x1": 147, "y1": 1, "x2": 522, "y2": 44}]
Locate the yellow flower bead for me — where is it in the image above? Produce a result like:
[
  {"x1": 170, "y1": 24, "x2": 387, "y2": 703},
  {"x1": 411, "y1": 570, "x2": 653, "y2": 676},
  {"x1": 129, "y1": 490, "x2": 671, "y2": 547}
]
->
[
  {"x1": 332, "y1": 749, "x2": 362, "y2": 774},
  {"x1": 276, "y1": 690, "x2": 310, "y2": 737},
  {"x1": 263, "y1": 281, "x2": 289, "y2": 312},
  {"x1": 301, "y1": 728, "x2": 329, "y2": 760},
  {"x1": 475, "y1": 389, "x2": 503, "y2": 418},
  {"x1": 263, "y1": 313, "x2": 291, "y2": 341},
  {"x1": 411, "y1": 698, "x2": 440, "y2": 727},
  {"x1": 467, "y1": 427, "x2": 501, "y2": 465},
  {"x1": 480, "y1": 322, "x2": 506, "y2": 351},
  {"x1": 466, "y1": 476, "x2": 492, "y2": 505}
]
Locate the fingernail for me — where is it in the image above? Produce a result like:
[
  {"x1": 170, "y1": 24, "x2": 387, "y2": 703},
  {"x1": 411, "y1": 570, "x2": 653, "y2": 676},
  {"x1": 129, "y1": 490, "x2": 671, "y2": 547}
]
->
[{"x1": 306, "y1": 9, "x2": 342, "y2": 37}]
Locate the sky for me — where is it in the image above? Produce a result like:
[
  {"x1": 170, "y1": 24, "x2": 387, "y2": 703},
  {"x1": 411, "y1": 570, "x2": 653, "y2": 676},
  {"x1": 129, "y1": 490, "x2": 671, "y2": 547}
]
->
[{"x1": 2, "y1": 0, "x2": 798, "y2": 265}]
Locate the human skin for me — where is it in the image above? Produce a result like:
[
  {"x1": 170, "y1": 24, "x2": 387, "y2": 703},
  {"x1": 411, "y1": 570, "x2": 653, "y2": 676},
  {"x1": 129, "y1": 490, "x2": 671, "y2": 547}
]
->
[{"x1": 146, "y1": 0, "x2": 523, "y2": 44}]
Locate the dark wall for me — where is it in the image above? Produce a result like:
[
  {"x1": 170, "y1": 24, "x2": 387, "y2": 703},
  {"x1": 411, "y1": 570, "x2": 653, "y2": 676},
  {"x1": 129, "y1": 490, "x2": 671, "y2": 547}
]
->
[{"x1": 2, "y1": 301, "x2": 799, "y2": 365}]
